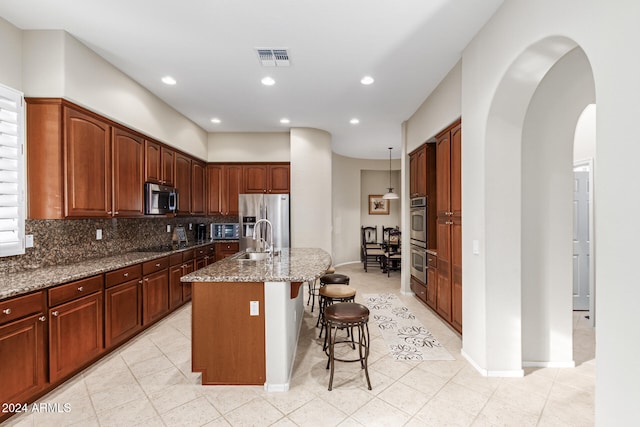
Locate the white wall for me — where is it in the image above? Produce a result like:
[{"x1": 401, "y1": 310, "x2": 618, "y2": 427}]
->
[
  {"x1": 208, "y1": 132, "x2": 290, "y2": 162},
  {"x1": 290, "y1": 128, "x2": 332, "y2": 255},
  {"x1": 455, "y1": 0, "x2": 639, "y2": 422},
  {"x1": 574, "y1": 104, "x2": 596, "y2": 161},
  {"x1": 405, "y1": 60, "x2": 462, "y2": 153},
  {"x1": 21, "y1": 30, "x2": 208, "y2": 159},
  {"x1": 0, "y1": 17, "x2": 22, "y2": 90},
  {"x1": 332, "y1": 154, "x2": 400, "y2": 265}
]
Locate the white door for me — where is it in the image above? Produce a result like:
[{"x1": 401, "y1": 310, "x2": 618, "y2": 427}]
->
[{"x1": 573, "y1": 170, "x2": 590, "y2": 310}]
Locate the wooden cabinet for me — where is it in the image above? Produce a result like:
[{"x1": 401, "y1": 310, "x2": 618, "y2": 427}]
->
[
  {"x1": 145, "y1": 140, "x2": 175, "y2": 186},
  {"x1": 104, "y1": 265, "x2": 142, "y2": 348},
  {"x1": 169, "y1": 251, "x2": 194, "y2": 309},
  {"x1": 410, "y1": 276, "x2": 427, "y2": 303},
  {"x1": 0, "y1": 292, "x2": 47, "y2": 410},
  {"x1": 207, "y1": 164, "x2": 243, "y2": 215},
  {"x1": 112, "y1": 127, "x2": 144, "y2": 217},
  {"x1": 191, "y1": 160, "x2": 206, "y2": 215},
  {"x1": 409, "y1": 143, "x2": 437, "y2": 249},
  {"x1": 243, "y1": 163, "x2": 290, "y2": 194},
  {"x1": 214, "y1": 241, "x2": 239, "y2": 261},
  {"x1": 174, "y1": 153, "x2": 192, "y2": 215},
  {"x1": 426, "y1": 253, "x2": 437, "y2": 309},
  {"x1": 141, "y1": 258, "x2": 170, "y2": 324},
  {"x1": 48, "y1": 276, "x2": 104, "y2": 382},
  {"x1": 435, "y1": 120, "x2": 462, "y2": 332},
  {"x1": 27, "y1": 99, "x2": 146, "y2": 219},
  {"x1": 64, "y1": 107, "x2": 112, "y2": 218}
]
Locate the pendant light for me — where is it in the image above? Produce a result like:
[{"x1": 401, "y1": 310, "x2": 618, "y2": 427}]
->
[{"x1": 382, "y1": 147, "x2": 399, "y2": 200}]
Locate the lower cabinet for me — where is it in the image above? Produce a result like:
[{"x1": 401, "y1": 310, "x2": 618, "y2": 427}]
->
[
  {"x1": 49, "y1": 286, "x2": 104, "y2": 383},
  {"x1": 0, "y1": 292, "x2": 47, "y2": 409},
  {"x1": 142, "y1": 268, "x2": 169, "y2": 325},
  {"x1": 214, "y1": 241, "x2": 239, "y2": 261},
  {"x1": 169, "y1": 252, "x2": 194, "y2": 310},
  {"x1": 410, "y1": 277, "x2": 427, "y2": 303},
  {"x1": 105, "y1": 264, "x2": 143, "y2": 349},
  {"x1": 426, "y1": 253, "x2": 437, "y2": 309}
]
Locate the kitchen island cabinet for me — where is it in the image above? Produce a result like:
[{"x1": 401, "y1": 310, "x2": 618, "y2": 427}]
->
[{"x1": 182, "y1": 248, "x2": 330, "y2": 390}]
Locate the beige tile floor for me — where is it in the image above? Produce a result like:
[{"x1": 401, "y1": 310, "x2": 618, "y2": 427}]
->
[{"x1": 3, "y1": 263, "x2": 595, "y2": 426}]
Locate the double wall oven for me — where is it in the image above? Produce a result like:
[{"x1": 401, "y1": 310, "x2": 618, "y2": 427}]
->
[{"x1": 409, "y1": 197, "x2": 428, "y2": 283}]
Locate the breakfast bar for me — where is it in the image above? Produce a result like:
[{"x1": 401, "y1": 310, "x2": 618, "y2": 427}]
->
[{"x1": 181, "y1": 248, "x2": 331, "y2": 391}]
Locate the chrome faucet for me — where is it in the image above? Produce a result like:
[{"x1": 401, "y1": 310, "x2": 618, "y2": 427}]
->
[{"x1": 252, "y1": 219, "x2": 273, "y2": 256}]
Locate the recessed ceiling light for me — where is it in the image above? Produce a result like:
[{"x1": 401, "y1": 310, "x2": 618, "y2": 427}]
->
[
  {"x1": 261, "y1": 76, "x2": 276, "y2": 86},
  {"x1": 360, "y1": 76, "x2": 375, "y2": 85},
  {"x1": 280, "y1": 118, "x2": 290, "y2": 124},
  {"x1": 350, "y1": 118, "x2": 360, "y2": 124},
  {"x1": 211, "y1": 118, "x2": 221, "y2": 124},
  {"x1": 161, "y1": 76, "x2": 176, "y2": 85}
]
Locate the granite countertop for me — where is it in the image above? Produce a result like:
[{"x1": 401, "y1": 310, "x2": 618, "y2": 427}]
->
[
  {"x1": 0, "y1": 242, "x2": 214, "y2": 300},
  {"x1": 181, "y1": 248, "x2": 332, "y2": 283}
]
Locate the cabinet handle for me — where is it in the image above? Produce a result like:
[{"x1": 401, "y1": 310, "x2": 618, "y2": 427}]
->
[
  {"x1": 138, "y1": 280, "x2": 143, "y2": 285},
  {"x1": 155, "y1": 263, "x2": 161, "y2": 267},
  {"x1": 77, "y1": 286, "x2": 84, "y2": 292},
  {"x1": 144, "y1": 278, "x2": 149, "y2": 283},
  {"x1": 52, "y1": 311, "x2": 59, "y2": 317},
  {"x1": 2, "y1": 308, "x2": 11, "y2": 315},
  {"x1": 39, "y1": 316, "x2": 46, "y2": 322},
  {"x1": 446, "y1": 221, "x2": 453, "y2": 225},
  {"x1": 107, "y1": 211, "x2": 112, "y2": 215},
  {"x1": 123, "y1": 272, "x2": 129, "y2": 277},
  {"x1": 114, "y1": 211, "x2": 119, "y2": 215}
]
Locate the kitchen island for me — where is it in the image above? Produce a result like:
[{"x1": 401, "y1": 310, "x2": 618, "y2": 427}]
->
[{"x1": 181, "y1": 248, "x2": 331, "y2": 391}]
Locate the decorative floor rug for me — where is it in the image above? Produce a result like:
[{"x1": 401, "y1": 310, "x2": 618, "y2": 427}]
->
[{"x1": 363, "y1": 293, "x2": 455, "y2": 361}]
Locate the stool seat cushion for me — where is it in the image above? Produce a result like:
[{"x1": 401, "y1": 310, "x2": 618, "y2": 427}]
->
[
  {"x1": 325, "y1": 302, "x2": 369, "y2": 323},
  {"x1": 320, "y1": 273, "x2": 350, "y2": 285},
  {"x1": 320, "y1": 284, "x2": 356, "y2": 298}
]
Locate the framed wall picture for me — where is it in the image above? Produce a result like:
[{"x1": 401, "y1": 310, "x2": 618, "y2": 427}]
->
[{"x1": 368, "y1": 195, "x2": 389, "y2": 215}]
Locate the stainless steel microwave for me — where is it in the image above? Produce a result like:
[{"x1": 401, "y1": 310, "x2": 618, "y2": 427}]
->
[
  {"x1": 212, "y1": 223, "x2": 240, "y2": 240},
  {"x1": 144, "y1": 182, "x2": 178, "y2": 215}
]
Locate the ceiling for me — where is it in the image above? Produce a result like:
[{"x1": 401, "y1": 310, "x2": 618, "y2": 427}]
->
[{"x1": 0, "y1": 0, "x2": 503, "y2": 159}]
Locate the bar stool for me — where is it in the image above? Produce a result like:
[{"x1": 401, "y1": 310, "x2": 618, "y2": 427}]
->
[
  {"x1": 307, "y1": 267, "x2": 337, "y2": 312},
  {"x1": 324, "y1": 302, "x2": 372, "y2": 391},
  {"x1": 317, "y1": 284, "x2": 356, "y2": 342},
  {"x1": 315, "y1": 273, "x2": 350, "y2": 327}
]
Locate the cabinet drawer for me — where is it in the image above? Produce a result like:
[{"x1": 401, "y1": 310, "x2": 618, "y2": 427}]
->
[
  {"x1": 0, "y1": 291, "x2": 46, "y2": 325},
  {"x1": 49, "y1": 275, "x2": 103, "y2": 307},
  {"x1": 105, "y1": 264, "x2": 142, "y2": 288},
  {"x1": 195, "y1": 246, "x2": 208, "y2": 259},
  {"x1": 170, "y1": 253, "x2": 183, "y2": 266},
  {"x1": 410, "y1": 278, "x2": 427, "y2": 303},
  {"x1": 217, "y1": 242, "x2": 239, "y2": 251},
  {"x1": 427, "y1": 254, "x2": 437, "y2": 268},
  {"x1": 142, "y1": 256, "x2": 169, "y2": 275},
  {"x1": 182, "y1": 249, "x2": 195, "y2": 262}
]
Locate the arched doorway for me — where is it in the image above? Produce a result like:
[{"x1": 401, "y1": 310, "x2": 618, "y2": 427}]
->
[{"x1": 481, "y1": 36, "x2": 596, "y2": 372}]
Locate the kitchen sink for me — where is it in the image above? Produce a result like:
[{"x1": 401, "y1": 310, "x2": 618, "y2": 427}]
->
[{"x1": 237, "y1": 251, "x2": 270, "y2": 261}]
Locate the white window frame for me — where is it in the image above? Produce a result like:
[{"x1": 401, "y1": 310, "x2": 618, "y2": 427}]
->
[{"x1": 0, "y1": 83, "x2": 25, "y2": 257}]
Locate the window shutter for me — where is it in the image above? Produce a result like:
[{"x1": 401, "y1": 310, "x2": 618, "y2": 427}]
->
[{"x1": 0, "y1": 84, "x2": 25, "y2": 257}]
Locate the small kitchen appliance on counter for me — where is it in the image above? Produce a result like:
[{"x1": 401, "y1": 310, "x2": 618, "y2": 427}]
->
[{"x1": 211, "y1": 223, "x2": 240, "y2": 240}]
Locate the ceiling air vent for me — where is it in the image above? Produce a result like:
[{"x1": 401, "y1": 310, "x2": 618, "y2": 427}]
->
[{"x1": 256, "y1": 48, "x2": 290, "y2": 67}]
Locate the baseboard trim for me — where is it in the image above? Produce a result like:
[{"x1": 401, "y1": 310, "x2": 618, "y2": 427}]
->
[
  {"x1": 334, "y1": 261, "x2": 362, "y2": 267},
  {"x1": 461, "y1": 349, "x2": 525, "y2": 377},
  {"x1": 522, "y1": 360, "x2": 576, "y2": 368}
]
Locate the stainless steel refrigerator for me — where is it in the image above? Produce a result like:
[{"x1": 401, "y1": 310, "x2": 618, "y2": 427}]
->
[{"x1": 239, "y1": 194, "x2": 290, "y2": 252}]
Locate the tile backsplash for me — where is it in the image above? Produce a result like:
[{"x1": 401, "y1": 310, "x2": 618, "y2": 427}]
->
[{"x1": 0, "y1": 216, "x2": 237, "y2": 274}]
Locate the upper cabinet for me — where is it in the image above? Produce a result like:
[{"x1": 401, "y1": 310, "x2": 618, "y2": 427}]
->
[
  {"x1": 64, "y1": 107, "x2": 113, "y2": 218},
  {"x1": 243, "y1": 163, "x2": 290, "y2": 194},
  {"x1": 112, "y1": 127, "x2": 144, "y2": 217},
  {"x1": 409, "y1": 143, "x2": 435, "y2": 199},
  {"x1": 145, "y1": 140, "x2": 175, "y2": 186},
  {"x1": 191, "y1": 160, "x2": 206, "y2": 215},
  {"x1": 174, "y1": 153, "x2": 192, "y2": 215},
  {"x1": 207, "y1": 164, "x2": 242, "y2": 216}
]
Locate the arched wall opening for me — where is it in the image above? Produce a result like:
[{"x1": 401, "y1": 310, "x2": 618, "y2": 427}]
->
[{"x1": 480, "y1": 36, "x2": 595, "y2": 373}]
